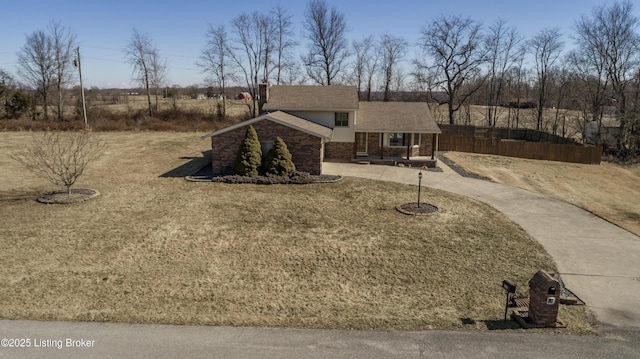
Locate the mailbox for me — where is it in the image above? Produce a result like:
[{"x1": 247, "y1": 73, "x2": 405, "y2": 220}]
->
[
  {"x1": 502, "y1": 280, "x2": 516, "y2": 293},
  {"x1": 528, "y1": 270, "x2": 561, "y2": 327}
]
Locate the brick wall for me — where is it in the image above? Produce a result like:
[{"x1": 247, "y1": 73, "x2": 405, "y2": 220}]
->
[
  {"x1": 211, "y1": 119, "x2": 324, "y2": 175},
  {"x1": 324, "y1": 142, "x2": 353, "y2": 160}
]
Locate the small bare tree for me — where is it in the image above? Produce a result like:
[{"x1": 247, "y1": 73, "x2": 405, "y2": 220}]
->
[{"x1": 11, "y1": 131, "x2": 105, "y2": 195}]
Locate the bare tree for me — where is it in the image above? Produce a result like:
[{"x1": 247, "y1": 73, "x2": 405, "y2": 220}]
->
[
  {"x1": 17, "y1": 30, "x2": 54, "y2": 120},
  {"x1": 11, "y1": 131, "x2": 105, "y2": 195},
  {"x1": 484, "y1": 19, "x2": 522, "y2": 126},
  {"x1": 271, "y1": 5, "x2": 298, "y2": 85},
  {"x1": 0, "y1": 69, "x2": 15, "y2": 118},
  {"x1": 49, "y1": 21, "x2": 77, "y2": 122},
  {"x1": 573, "y1": 0, "x2": 640, "y2": 156},
  {"x1": 302, "y1": 0, "x2": 349, "y2": 85},
  {"x1": 228, "y1": 12, "x2": 272, "y2": 116},
  {"x1": 418, "y1": 15, "x2": 487, "y2": 124},
  {"x1": 352, "y1": 35, "x2": 377, "y2": 100},
  {"x1": 125, "y1": 29, "x2": 157, "y2": 117},
  {"x1": 198, "y1": 24, "x2": 234, "y2": 117},
  {"x1": 379, "y1": 34, "x2": 408, "y2": 101},
  {"x1": 505, "y1": 44, "x2": 528, "y2": 128},
  {"x1": 548, "y1": 65, "x2": 570, "y2": 135},
  {"x1": 529, "y1": 27, "x2": 564, "y2": 130},
  {"x1": 149, "y1": 48, "x2": 168, "y2": 113}
]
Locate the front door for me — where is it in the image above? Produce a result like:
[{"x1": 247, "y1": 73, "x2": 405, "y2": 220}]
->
[{"x1": 356, "y1": 132, "x2": 367, "y2": 155}]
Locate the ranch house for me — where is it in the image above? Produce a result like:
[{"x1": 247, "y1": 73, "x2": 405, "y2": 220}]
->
[{"x1": 202, "y1": 85, "x2": 441, "y2": 175}]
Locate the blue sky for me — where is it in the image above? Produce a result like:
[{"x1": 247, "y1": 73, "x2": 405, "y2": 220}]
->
[{"x1": 1, "y1": 0, "x2": 637, "y2": 88}]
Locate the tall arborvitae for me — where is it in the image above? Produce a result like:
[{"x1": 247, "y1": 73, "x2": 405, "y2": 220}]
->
[
  {"x1": 234, "y1": 125, "x2": 262, "y2": 176},
  {"x1": 263, "y1": 136, "x2": 296, "y2": 175}
]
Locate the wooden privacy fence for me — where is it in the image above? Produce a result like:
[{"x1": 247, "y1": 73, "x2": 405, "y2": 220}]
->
[
  {"x1": 440, "y1": 124, "x2": 580, "y2": 144},
  {"x1": 438, "y1": 125, "x2": 602, "y2": 164}
]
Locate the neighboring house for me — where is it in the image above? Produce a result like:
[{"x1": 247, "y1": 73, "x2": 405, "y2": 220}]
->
[
  {"x1": 202, "y1": 85, "x2": 441, "y2": 175},
  {"x1": 237, "y1": 92, "x2": 252, "y2": 101}
]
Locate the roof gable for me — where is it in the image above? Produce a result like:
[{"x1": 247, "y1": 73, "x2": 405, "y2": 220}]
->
[
  {"x1": 201, "y1": 111, "x2": 333, "y2": 140},
  {"x1": 263, "y1": 85, "x2": 359, "y2": 112},
  {"x1": 355, "y1": 102, "x2": 441, "y2": 133}
]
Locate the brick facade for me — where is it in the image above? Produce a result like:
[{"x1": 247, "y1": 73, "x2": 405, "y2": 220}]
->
[
  {"x1": 324, "y1": 142, "x2": 354, "y2": 160},
  {"x1": 211, "y1": 119, "x2": 324, "y2": 175},
  {"x1": 360, "y1": 133, "x2": 435, "y2": 158}
]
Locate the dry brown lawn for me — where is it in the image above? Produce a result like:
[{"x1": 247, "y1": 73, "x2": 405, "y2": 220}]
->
[
  {"x1": 0, "y1": 132, "x2": 594, "y2": 333},
  {"x1": 443, "y1": 152, "x2": 640, "y2": 236}
]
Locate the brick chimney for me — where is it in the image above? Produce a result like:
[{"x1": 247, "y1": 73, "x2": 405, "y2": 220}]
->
[{"x1": 258, "y1": 82, "x2": 269, "y2": 114}]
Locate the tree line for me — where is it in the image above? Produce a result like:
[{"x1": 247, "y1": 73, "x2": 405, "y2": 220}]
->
[{"x1": 1, "y1": 0, "x2": 639, "y2": 159}]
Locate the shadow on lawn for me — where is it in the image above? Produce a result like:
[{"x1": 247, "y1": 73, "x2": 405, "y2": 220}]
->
[
  {"x1": 159, "y1": 150, "x2": 211, "y2": 178},
  {"x1": 0, "y1": 188, "x2": 43, "y2": 203},
  {"x1": 460, "y1": 317, "x2": 522, "y2": 330}
]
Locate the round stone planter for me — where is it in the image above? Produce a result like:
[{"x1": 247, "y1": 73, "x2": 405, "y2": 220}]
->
[
  {"x1": 396, "y1": 202, "x2": 439, "y2": 216},
  {"x1": 37, "y1": 188, "x2": 100, "y2": 204}
]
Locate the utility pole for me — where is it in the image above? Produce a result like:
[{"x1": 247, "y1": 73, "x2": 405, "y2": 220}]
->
[{"x1": 74, "y1": 47, "x2": 88, "y2": 128}]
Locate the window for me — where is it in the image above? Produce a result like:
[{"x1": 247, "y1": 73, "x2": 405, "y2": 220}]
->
[
  {"x1": 386, "y1": 133, "x2": 420, "y2": 147},
  {"x1": 260, "y1": 141, "x2": 274, "y2": 156},
  {"x1": 413, "y1": 133, "x2": 421, "y2": 146},
  {"x1": 334, "y1": 112, "x2": 349, "y2": 127},
  {"x1": 388, "y1": 133, "x2": 407, "y2": 147}
]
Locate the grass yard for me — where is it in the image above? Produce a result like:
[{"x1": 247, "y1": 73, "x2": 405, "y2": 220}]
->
[
  {"x1": 0, "y1": 132, "x2": 594, "y2": 333},
  {"x1": 443, "y1": 152, "x2": 640, "y2": 236}
]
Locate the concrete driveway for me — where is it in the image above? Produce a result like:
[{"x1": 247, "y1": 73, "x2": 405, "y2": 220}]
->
[{"x1": 322, "y1": 161, "x2": 640, "y2": 329}]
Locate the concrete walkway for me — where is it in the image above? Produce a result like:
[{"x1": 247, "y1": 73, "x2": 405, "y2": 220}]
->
[{"x1": 322, "y1": 161, "x2": 640, "y2": 329}]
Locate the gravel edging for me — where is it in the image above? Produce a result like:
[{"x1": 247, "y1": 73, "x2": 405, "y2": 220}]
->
[{"x1": 437, "y1": 152, "x2": 492, "y2": 181}]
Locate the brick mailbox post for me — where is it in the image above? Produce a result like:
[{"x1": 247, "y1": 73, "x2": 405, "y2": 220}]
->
[{"x1": 528, "y1": 270, "x2": 561, "y2": 326}]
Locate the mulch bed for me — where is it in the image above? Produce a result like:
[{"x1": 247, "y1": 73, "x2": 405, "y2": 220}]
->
[
  {"x1": 396, "y1": 202, "x2": 439, "y2": 216},
  {"x1": 37, "y1": 188, "x2": 100, "y2": 204}
]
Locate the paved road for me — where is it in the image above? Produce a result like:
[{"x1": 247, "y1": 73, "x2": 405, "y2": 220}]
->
[
  {"x1": 322, "y1": 161, "x2": 640, "y2": 329},
  {"x1": 1, "y1": 320, "x2": 639, "y2": 359}
]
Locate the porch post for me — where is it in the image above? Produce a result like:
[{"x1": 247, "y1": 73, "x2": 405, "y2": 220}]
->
[
  {"x1": 431, "y1": 134, "x2": 436, "y2": 160},
  {"x1": 380, "y1": 132, "x2": 384, "y2": 159},
  {"x1": 353, "y1": 132, "x2": 358, "y2": 159},
  {"x1": 406, "y1": 133, "x2": 411, "y2": 160}
]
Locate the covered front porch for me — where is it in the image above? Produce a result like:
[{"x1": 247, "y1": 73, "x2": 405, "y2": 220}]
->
[{"x1": 353, "y1": 131, "x2": 439, "y2": 166}]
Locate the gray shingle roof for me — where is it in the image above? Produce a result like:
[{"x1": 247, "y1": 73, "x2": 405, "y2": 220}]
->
[
  {"x1": 263, "y1": 85, "x2": 359, "y2": 111},
  {"x1": 201, "y1": 111, "x2": 333, "y2": 140},
  {"x1": 355, "y1": 102, "x2": 441, "y2": 133}
]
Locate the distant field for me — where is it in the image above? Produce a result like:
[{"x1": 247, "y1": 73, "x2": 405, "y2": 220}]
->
[
  {"x1": 89, "y1": 96, "x2": 253, "y2": 118},
  {"x1": 0, "y1": 132, "x2": 594, "y2": 333}
]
